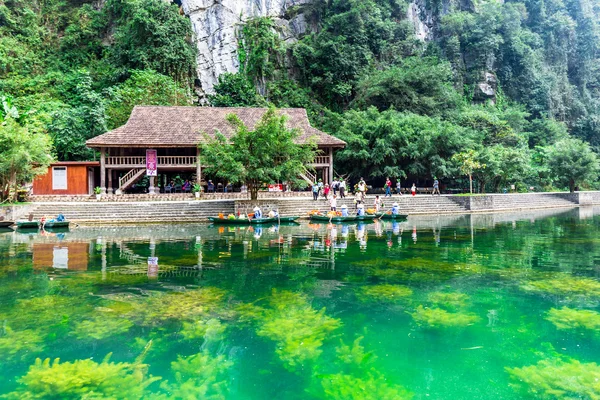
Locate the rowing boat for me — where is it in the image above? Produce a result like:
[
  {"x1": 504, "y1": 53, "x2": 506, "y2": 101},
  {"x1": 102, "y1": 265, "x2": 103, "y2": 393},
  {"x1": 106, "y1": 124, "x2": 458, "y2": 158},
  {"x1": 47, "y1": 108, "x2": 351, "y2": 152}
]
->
[
  {"x1": 373, "y1": 213, "x2": 409, "y2": 220},
  {"x1": 309, "y1": 214, "x2": 376, "y2": 223},
  {"x1": 16, "y1": 220, "x2": 40, "y2": 229},
  {"x1": 43, "y1": 221, "x2": 70, "y2": 228},
  {"x1": 208, "y1": 216, "x2": 299, "y2": 225},
  {"x1": 0, "y1": 221, "x2": 14, "y2": 228}
]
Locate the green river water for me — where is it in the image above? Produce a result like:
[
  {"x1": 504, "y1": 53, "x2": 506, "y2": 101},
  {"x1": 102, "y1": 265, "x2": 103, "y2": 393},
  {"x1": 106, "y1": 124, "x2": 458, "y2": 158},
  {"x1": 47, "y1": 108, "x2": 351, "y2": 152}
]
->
[{"x1": 1, "y1": 208, "x2": 600, "y2": 399}]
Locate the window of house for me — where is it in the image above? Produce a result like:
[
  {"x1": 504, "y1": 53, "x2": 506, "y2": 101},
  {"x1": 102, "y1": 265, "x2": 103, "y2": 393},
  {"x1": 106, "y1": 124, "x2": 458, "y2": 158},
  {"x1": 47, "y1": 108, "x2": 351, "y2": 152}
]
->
[{"x1": 52, "y1": 167, "x2": 67, "y2": 190}]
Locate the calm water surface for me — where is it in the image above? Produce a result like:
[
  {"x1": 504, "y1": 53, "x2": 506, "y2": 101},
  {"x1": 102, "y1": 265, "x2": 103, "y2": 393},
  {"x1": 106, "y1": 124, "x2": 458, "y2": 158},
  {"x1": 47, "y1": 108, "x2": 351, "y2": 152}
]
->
[{"x1": 1, "y1": 208, "x2": 600, "y2": 399}]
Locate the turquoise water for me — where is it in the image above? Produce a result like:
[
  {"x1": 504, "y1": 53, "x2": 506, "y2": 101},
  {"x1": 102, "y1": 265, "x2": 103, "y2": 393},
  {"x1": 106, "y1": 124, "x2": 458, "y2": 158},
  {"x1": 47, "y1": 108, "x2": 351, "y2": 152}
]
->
[{"x1": 1, "y1": 208, "x2": 600, "y2": 399}]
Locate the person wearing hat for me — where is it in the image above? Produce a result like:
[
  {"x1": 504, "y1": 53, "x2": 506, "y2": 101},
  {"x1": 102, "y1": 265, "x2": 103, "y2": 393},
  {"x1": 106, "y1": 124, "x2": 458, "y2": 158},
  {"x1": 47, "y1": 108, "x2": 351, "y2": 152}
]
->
[
  {"x1": 341, "y1": 204, "x2": 349, "y2": 217},
  {"x1": 391, "y1": 202, "x2": 400, "y2": 215},
  {"x1": 356, "y1": 203, "x2": 365, "y2": 216},
  {"x1": 253, "y1": 206, "x2": 263, "y2": 219}
]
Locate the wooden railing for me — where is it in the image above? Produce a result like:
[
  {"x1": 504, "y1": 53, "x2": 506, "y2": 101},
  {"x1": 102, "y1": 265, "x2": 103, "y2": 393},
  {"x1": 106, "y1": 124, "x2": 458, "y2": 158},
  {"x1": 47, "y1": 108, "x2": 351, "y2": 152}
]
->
[
  {"x1": 158, "y1": 156, "x2": 197, "y2": 166},
  {"x1": 119, "y1": 168, "x2": 143, "y2": 189},
  {"x1": 106, "y1": 156, "x2": 146, "y2": 166},
  {"x1": 106, "y1": 156, "x2": 198, "y2": 166},
  {"x1": 312, "y1": 156, "x2": 329, "y2": 165}
]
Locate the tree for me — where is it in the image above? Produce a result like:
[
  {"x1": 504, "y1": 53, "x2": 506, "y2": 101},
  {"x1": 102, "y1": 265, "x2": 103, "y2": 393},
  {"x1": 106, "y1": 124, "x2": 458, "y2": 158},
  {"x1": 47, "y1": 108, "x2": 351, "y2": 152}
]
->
[
  {"x1": 547, "y1": 138, "x2": 599, "y2": 192},
  {"x1": 208, "y1": 73, "x2": 263, "y2": 107},
  {"x1": 0, "y1": 118, "x2": 53, "y2": 201},
  {"x1": 452, "y1": 150, "x2": 484, "y2": 194},
  {"x1": 199, "y1": 108, "x2": 317, "y2": 200},
  {"x1": 106, "y1": 69, "x2": 191, "y2": 129}
]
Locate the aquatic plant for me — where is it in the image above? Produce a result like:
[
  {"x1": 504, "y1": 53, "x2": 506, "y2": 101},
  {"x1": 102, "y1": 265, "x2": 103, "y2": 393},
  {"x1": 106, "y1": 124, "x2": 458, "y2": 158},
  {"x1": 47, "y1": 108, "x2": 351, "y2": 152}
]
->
[
  {"x1": 506, "y1": 358, "x2": 600, "y2": 399},
  {"x1": 181, "y1": 318, "x2": 226, "y2": 342},
  {"x1": 428, "y1": 292, "x2": 470, "y2": 311},
  {"x1": 335, "y1": 336, "x2": 375, "y2": 372},
  {"x1": 317, "y1": 372, "x2": 413, "y2": 400},
  {"x1": 3, "y1": 353, "x2": 160, "y2": 399},
  {"x1": 522, "y1": 274, "x2": 600, "y2": 297},
  {"x1": 0, "y1": 327, "x2": 44, "y2": 362},
  {"x1": 72, "y1": 315, "x2": 134, "y2": 340},
  {"x1": 356, "y1": 284, "x2": 413, "y2": 303},
  {"x1": 255, "y1": 290, "x2": 341, "y2": 371},
  {"x1": 546, "y1": 307, "x2": 600, "y2": 331},
  {"x1": 410, "y1": 305, "x2": 479, "y2": 328},
  {"x1": 159, "y1": 350, "x2": 232, "y2": 399}
]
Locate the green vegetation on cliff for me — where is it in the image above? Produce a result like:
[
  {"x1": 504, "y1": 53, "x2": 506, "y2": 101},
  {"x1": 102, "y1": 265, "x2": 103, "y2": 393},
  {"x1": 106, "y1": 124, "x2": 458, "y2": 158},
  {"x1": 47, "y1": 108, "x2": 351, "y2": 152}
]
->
[{"x1": 2, "y1": 0, "x2": 600, "y2": 193}]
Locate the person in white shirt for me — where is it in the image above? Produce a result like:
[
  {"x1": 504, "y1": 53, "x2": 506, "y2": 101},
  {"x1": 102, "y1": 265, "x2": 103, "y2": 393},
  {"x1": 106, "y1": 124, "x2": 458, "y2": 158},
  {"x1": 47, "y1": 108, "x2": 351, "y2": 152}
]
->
[
  {"x1": 339, "y1": 179, "x2": 346, "y2": 198},
  {"x1": 329, "y1": 195, "x2": 338, "y2": 211}
]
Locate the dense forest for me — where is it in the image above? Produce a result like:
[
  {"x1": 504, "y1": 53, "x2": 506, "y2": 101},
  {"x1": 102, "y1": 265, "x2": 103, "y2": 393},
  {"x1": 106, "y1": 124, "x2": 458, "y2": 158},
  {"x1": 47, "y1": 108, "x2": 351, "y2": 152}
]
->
[{"x1": 1, "y1": 0, "x2": 600, "y2": 192}]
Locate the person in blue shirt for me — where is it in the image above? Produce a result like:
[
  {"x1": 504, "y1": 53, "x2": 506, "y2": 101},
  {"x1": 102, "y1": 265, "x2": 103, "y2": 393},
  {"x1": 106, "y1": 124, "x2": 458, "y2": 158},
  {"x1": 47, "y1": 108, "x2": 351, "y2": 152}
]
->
[
  {"x1": 253, "y1": 206, "x2": 263, "y2": 219},
  {"x1": 356, "y1": 204, "x2": 365, "y2": 216},
  {"x1": 341, "y1": 204, "x2": 349, "y2": 217},
  {"x1": 312, "y1": 182, "x2": 319, "y2": 201},
  {"x1": 391, "y1": 202, "x2": 400, "y2": 215}
]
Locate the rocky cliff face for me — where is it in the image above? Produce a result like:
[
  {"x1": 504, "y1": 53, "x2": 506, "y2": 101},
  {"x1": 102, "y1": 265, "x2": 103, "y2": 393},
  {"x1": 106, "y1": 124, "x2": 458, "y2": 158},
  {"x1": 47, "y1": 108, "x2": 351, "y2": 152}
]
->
[{"x1": 181, "y1": 0, "x2": 311, "y2": 97}]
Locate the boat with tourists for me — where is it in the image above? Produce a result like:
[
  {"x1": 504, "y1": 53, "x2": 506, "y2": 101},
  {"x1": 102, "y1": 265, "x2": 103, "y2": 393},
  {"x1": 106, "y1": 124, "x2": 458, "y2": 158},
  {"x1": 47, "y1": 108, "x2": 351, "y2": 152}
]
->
[{"x1": 208, "y1": 216, "x2": 300, "y2": 225}]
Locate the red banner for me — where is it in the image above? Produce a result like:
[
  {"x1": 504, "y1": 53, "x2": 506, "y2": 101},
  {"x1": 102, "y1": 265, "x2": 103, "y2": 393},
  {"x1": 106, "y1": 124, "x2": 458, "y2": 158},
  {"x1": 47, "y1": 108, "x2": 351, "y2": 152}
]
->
[
  {"x1": 146, "y1": 149, "x2": 157, "y2": 176},
  {"x1": 268, "y1": 184, "x2": 283, "y2": 192}
]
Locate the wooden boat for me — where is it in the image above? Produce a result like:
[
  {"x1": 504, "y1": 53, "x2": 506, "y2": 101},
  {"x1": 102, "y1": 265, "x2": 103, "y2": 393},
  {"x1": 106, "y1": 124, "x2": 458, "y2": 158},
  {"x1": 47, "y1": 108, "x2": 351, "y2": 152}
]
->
[
  {"x1": 16, "y1": 220, "x2": 40, "y2": 229},
  {"x1": 0, "y1": 221, "x2": 14, "y2": 228},
  {"x1": 373, "y1": 213, "x2": 409, "y2": 220},
  {"x1": 309, "y1": 214, "x2": 376, "y2": 223},
  {"x1": 208, "y1": 216, "x2": 299, "y2": 225},
  {"x1": 43, "y1": 221, "x2": 70, "y2": 229}
]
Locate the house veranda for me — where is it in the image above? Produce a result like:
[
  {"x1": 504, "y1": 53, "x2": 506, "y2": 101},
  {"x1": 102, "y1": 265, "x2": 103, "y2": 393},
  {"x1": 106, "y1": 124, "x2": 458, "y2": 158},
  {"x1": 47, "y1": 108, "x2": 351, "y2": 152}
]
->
[{"x1": 86, "y1": 106, "x2": 346, "y2": 195}]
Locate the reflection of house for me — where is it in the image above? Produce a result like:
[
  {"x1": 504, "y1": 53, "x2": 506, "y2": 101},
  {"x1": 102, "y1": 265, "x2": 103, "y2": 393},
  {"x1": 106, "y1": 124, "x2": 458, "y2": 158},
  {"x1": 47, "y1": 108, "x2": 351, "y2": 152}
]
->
[
  {"x1": 33, "y1": 243, "x2": 89, "y2": 271},
  {"x1": 33, "y1": 161, "x2": 99, "y2": 196},
  {"x1": 85, "y1": 107, "x2": 346, "y2": 194}
]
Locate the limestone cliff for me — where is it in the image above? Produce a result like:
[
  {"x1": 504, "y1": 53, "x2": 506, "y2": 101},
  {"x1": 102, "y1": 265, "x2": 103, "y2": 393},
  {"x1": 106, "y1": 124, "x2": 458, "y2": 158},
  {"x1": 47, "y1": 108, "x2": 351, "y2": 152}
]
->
[{"x1": 181, "y1": 0, "x2": 311, "y2": 96}]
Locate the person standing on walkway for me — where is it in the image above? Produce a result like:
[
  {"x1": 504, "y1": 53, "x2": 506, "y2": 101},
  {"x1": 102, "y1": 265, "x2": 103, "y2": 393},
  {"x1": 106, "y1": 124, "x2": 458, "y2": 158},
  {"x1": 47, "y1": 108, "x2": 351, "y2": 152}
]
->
[
  {"x1": 339, "y1": 179, "x2": 346, "y2": 198},
  {"x1": 332, "y1": 178, "x2": 339, "y2": 196},
  {"x1": 358, "y1": 177, "x2": 366, "y2": 194},
  {"x1": 384, "y1": 177, "x2": 392, "y2": 197},
  {"x1": 318, "y1": 179, "x2": 323, "y2": 196},
  {"x1": 432, "y1": 178, "x2": 440, "y2": 196},
  {"x1": 411, "y1": 183, "x2": 416, "y2": 196},
  {"x1": 330, "y1": 194, "x2": 337, "y2": 211},
  {"x1": 312, "y1": 182, "x2": 319, "y2": 201},
  {"x1": 374, "y1": 195, "x2": 382, "y2": 212},
  {"x1": 396, "y1": 179, "x2": 403, "y2": 196},
  {"x1": 323, "y1": 184, "x2": 330, "y2": 199}
]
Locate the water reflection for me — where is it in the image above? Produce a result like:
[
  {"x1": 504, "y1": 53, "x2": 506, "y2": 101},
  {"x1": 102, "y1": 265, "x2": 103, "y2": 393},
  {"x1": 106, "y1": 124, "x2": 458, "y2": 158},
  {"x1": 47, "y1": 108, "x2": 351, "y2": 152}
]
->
[{"x1": 1, "y1": 207, "x2": 600, "y2": 399}]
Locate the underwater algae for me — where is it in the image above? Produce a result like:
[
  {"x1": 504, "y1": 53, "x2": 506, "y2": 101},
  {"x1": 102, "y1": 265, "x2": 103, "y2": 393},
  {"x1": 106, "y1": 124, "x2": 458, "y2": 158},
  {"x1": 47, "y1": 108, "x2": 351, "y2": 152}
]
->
[
  {"x1": 158, "y1": 351, "x2": 233, "y2": 400},
  {"x1": 546, "y1": 307, "x2": 600, "y2": 332},
  {"x1": 244, "y1": 290, "x2": 341, "y2": 371},
  {"x1": 522, "y1": 274, "x2": 600, "y2": 297},
  {"x1": 356, "y1": 284, "x2": 413, "y2": 303},
  {"x1": 3, "y1": 353, "x2": 160, "y2": 399},
  {"x1": 409, "y1": 305, "x2": 479, "y2": 328},
  {"x1": 428, "y1": 292, "x2": 470, "y2": 311},
  {"x1": 506, "y1": 357, "x2": 600, "y2": 399}
]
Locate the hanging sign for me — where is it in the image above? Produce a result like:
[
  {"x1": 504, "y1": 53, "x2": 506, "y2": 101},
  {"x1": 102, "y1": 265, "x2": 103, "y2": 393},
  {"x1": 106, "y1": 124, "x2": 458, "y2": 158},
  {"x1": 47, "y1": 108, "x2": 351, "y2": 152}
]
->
[
  {"x1": 147, "y1": 257, "x2": 159, "y2": 278},
  {"x1": 146, "y1": 149, "x2": 157, "y2": 176}
]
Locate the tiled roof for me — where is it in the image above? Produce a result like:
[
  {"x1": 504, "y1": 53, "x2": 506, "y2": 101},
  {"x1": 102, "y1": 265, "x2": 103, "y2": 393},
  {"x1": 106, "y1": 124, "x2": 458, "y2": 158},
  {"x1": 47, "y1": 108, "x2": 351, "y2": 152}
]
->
[{"x1": 86, "y1": 106, "x2": 346, "y2": 148}]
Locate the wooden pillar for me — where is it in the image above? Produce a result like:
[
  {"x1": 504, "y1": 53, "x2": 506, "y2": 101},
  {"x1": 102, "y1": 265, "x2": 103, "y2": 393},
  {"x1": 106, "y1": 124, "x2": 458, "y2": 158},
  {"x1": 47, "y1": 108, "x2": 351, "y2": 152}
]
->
[
  {"x1": 107, "y1": 169, "x2": 113, "y2": 195},
  {"x1": 328, "y1": 147, "x2": 334, "y2": 184},
  {"x1": 100, "y1": 147, "x2": 106, "y2": 194},
  {"x1": 196, "y1": 147, "x2": 202, "y2": 185}
]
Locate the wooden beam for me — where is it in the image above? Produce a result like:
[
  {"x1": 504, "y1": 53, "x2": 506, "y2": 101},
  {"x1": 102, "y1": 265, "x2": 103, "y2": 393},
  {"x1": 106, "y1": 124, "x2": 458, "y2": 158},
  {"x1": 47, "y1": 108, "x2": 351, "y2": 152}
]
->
[
  {"x1": 328, "y1": 147, "x2": 334, "y2": 184},
  {"x1": 196, "y1": 147, "x2": 202, "y2": 185},
  {"x1": 100, "y1": 147, "x2": 106, "y2": 194}
]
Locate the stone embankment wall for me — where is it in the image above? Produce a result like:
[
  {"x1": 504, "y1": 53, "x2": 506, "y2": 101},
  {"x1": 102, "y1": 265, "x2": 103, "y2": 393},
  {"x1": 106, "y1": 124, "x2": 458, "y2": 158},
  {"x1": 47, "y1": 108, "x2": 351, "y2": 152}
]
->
[{"x1": 16, "y1": 191, "x2": 600, "y2": 224}]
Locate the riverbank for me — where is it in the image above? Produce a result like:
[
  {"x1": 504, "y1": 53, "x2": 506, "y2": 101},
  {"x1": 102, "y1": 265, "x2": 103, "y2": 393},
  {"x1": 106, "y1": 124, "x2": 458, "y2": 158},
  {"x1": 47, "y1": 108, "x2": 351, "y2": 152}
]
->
[{"x1": 4, "y1": 191, "x2": 597, "y2": 223}]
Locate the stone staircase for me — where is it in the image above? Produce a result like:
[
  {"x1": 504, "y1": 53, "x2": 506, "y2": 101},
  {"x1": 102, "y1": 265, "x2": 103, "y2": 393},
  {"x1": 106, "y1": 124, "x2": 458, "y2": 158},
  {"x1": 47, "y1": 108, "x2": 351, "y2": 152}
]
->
[
  {"x1": 31, "y1": 201, "x2": 236, "y2": 224},
  {"x1": 482, "y1": 193, "x2": 577, "y2": 211}
]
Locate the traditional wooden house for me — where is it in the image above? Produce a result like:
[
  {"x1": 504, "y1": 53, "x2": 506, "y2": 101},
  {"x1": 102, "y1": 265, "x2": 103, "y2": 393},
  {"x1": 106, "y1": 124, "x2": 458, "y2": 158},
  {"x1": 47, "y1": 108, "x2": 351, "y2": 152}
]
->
[{"x1": 86, "y1": 106, "x2": 346, "y2": 194}]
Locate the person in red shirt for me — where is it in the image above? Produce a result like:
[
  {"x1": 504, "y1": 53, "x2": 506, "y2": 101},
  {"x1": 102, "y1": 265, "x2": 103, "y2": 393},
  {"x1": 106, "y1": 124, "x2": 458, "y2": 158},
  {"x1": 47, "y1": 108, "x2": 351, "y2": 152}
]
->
[
  {"x1": 323, "y1": 184, "x2": 330, "y2": 199},
  {"x1": 385, "y1": 177, "x2": 392, "y2": 197}
]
